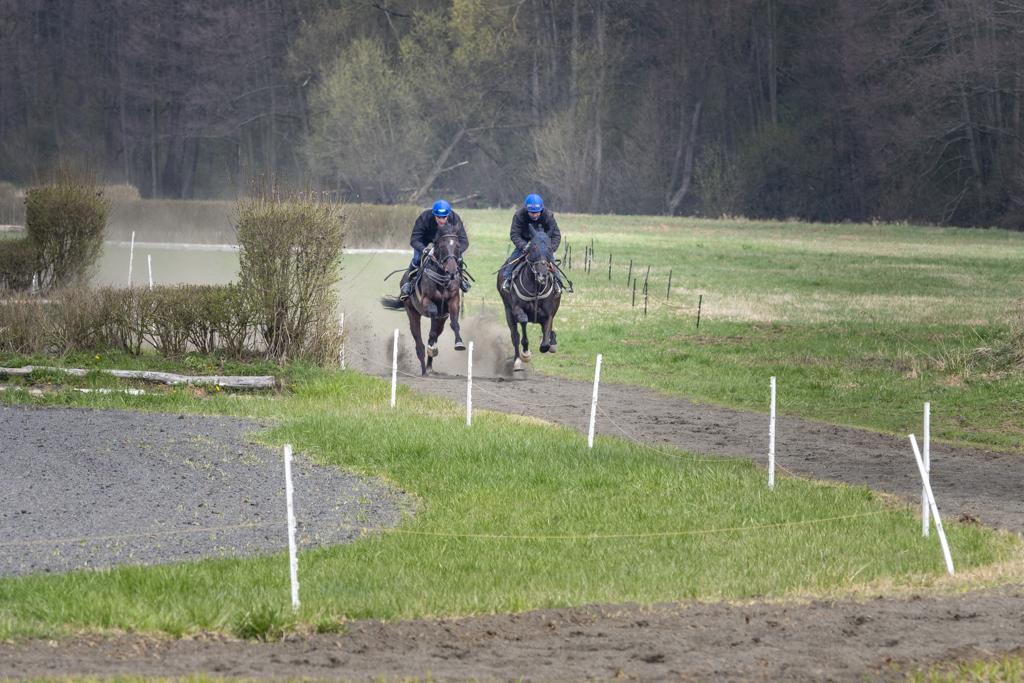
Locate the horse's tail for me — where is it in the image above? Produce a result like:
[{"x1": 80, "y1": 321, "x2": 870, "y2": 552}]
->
[{"x1": 380, "y1": 295, "x2": 405, "y2": 310}]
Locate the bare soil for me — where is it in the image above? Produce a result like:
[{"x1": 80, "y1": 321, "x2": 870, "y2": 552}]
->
[{"x1": 2, "y1": 365, "x2": 1023, "y2": 681}]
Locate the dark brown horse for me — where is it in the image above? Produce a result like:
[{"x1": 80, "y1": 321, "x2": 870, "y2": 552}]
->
[
  {"x1": 497, "y1": 228, "x2": 561, "y2": 372},
  {"x1": 382, "y1": 224, "x2": 466, "y2": 375}
]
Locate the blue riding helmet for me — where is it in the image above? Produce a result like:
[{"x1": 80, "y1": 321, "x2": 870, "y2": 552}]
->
[
  {"x1": 524, "y1": 193, "x2": 544, "y2": 212},
  {"x1": 432, "y1": 199, "x2": 452, "y2": 217}
]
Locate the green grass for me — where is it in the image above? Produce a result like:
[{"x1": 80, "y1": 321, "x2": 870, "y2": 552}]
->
[
  {"x1": 905, "y1": 653, "x2": 1024, "y2": 681},
  {"x1": 453, "y1": 210, "x2": 1024, "y2": 452},
  {"x1": 0, "y1": 368, "x2": 1015, "y2": 639}
]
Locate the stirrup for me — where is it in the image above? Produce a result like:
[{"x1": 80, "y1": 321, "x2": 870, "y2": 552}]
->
[{"x1": 500, "y1": 278, "x2": 511, "y2": 292}]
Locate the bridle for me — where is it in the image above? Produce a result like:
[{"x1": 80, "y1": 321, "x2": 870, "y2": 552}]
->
[
  {"x1": 511, "y1": 241, "x2": 557, "y2": 302},
  {"x1": 422, "y1": 234, "x2": 461, "y2": 289}
]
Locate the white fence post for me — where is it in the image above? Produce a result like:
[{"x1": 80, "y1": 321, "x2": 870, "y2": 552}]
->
[
  {"x1": 909, "y1": 434, "x2": 955, "y2": 576},
  {"x1": 466, "y1": 341, "x2": 474, "y2": 426},
  {"x1": 922, "y1": 401, "x2": 931, "y2": 537},
  {"x1": 768, "y1": 376, "x2": 776, "y2": 489},
  {"x1": 283, "y1": 444, "x2": 301, "y2": 609},
  {"x1": 147, "y1": 254, "x2": 153, "y2": 290},
  {"x1": 390, "y1": 328, "x2": 399, "y2": 408},
  {"x1": 587, "y1": 354, "x2": 603, "y2": 449},
  {"x1": 127, "y1": 230, "x2": 136, "y2": 287}
]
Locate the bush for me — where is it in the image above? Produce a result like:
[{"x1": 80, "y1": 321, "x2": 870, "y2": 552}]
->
[
  {"x1": 0, "y1": 298, "x2": 49, "y2": 354},
  {"x1": 237, "y1": 187, "x2": 344, "y2": 361},
  {"x1": 94, "y1": 287, "x2": 145, "y2": 355},
  {"x1": 202, "y1": 283, "x2": 254, "y2": 357},
  {"x1": 49, "y1": 286, "x2": 106, "y2": 353},
  {"x1": 143, "y1": 287, "x2": 193, "y2": 357},
  {"x1": 0, "y1": 238, "x2": 39, "y2": 291},
  {"x1": 25, "y1": 169, "x2": 109, "y2": 290}
]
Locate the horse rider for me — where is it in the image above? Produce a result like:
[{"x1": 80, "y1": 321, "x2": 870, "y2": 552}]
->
[
  {"x1": 500, "y1": 193, "x2": 561, "y2": 292},
  {"x1": 400, "y1": 199, "x2": 471, "y2": 300}
]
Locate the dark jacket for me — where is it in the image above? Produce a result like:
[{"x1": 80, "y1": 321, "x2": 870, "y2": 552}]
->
[
  {"x1": 510, "y1": 207, "x2": 560, "y2": 252},
  {"x1": 410, "y1": 209, "x2": 469, "y2": 254}
]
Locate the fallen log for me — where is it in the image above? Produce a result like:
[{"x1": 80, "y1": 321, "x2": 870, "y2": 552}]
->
[{"x1": 0, "y1": 365, "x2": 277, "y2": 390}]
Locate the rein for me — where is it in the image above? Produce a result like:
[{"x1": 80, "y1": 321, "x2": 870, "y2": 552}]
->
[{"x1": 511, "y1": 258, "x2": 558, "y2": 302}]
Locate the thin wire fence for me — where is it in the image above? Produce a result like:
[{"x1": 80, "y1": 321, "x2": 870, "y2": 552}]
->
[{"x1": 0, "y1": 507, "x2": 903, "y2": 550}]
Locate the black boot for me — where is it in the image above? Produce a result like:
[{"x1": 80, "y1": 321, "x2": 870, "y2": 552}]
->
[{"x1": 399, "y1": 267, "x2": 417, "y2": 300}]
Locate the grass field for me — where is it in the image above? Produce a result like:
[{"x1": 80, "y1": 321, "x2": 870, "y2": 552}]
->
[
  {"x1": 0, "y1": 368, "x2": 1016, "y2": 639},
  {"x1": 455, "y1": 210, "x2": 1024, "y2": 452}
]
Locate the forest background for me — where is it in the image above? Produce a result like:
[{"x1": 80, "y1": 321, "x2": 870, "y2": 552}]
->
[{"x1": 3, "y1": 0, "x2": 1024, "y2": 228}]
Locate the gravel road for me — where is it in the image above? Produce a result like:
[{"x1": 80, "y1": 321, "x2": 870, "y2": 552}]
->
[{"x1": 0, "y1": 404, "x2": 409, "y2": 577}]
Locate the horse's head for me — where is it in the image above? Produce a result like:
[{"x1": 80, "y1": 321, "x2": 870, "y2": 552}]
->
[
  {"x1": 432, "y1": 223, "x2": 462, "y2": 277},
  {"x1": 525, "y1": 227, "x2": 554, "y2": 283}
]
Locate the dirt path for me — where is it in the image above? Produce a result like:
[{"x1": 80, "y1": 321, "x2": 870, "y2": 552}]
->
[
  {"x1": 3, "y1": 587, "x2": 1024, "y2": 681},
  {"x1": 2, "y1": 366, "x2": 1023, "y2": 681}
]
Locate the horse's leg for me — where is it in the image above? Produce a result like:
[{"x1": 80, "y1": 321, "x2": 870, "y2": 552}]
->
[
  {"x1": 448, "y1": 294, "x2": 465, "y2": 350},
  {"x1": 542, "y1": 298, "x2": 560, "y2": 353},
  {"x1": 540, "y1": 315, "x2": 555, "y2": 353},
  {"x1": 406, "y1": 305, "x2": 428, "y2": 376},
  {"x1": 519, "y1": 322, "x2": 531, "y2": 362},
  {"x1": 426, "y1": 316, "x2": 445, "y2": 372},
  {"x1": 505, "y1": 306, "x2": 525, "y2": 372}
]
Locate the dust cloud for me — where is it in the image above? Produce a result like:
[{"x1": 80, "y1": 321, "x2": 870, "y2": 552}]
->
[{"x1": 345, "y1": 308, "x2": 527, "y2": 380}]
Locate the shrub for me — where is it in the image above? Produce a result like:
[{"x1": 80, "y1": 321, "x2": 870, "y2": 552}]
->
[
  {"x1": 143, "y1": 287, "x2": 193, "y2": 357},
  {"x1": 0, "y1": 238, "x2": 39, "y2": 291},
  {"x1": 25, "y1": 169, "x2": 109, "y2": 290},
  {"x1": 94, "y1": 287, "x2": 145, "y2": 355},
  {"x1": 237, "y1": 187, "x2": 344, "y2": 361},
  {"x1": 49, "y1": 286, "x2": 107, "y2": 353},
  {"x1": 201, "y1": 283, "x2": 254, "y2": 357},
  {"x1": 0, "y1": 298, "x2": 50, "y2": 354}
]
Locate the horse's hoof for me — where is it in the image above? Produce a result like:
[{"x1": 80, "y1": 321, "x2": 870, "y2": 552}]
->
[
  {"x1": 454, "y1": 341, "x2": 466, "y2": 351},
  {"x1": 540, "y1": 344, "x2": 549, "y2": 353},
  {"x1": 520, "y1": 350, "x2": 532, "y2": 361},
  {"x1": 427, "y1": 345, "x2": 438, "y2": 358},
  {"x1": 513, "y1": 358, "x2": 524, "y2": 372},
  {"x1": 548, "y1": 344, "x2": 557, "y2": 353}
]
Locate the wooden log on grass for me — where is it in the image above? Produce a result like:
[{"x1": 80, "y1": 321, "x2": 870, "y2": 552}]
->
[{"x1": 0, "y1": 365, "x2": 277, "y2": 390}]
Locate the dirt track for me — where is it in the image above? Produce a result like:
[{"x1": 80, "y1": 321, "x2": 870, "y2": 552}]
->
[
  {"x1": 3, "y1": 587, "x2": 1024, "y2": 681},
  {"x1": 2, "y1": 366, "x2": 1023, "y2": 680}
]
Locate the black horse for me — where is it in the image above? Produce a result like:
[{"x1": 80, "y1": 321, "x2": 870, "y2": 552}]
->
[
  {"x1": 497, "y1": 227, "x2": 561, "y2": 372},
  {"x1": 382, "y1": 224, "x2": 466, "y2": 375}
]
